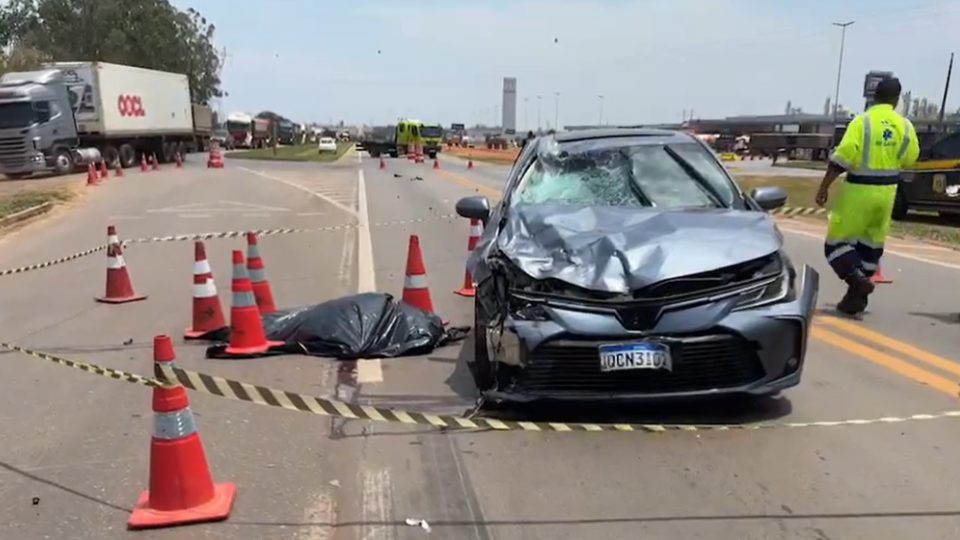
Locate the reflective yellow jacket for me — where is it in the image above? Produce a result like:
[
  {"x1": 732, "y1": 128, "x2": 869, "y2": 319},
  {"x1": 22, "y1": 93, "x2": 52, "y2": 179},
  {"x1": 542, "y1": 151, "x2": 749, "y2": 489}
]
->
[{"x1": 830, "y1": 104, "x2": 919, "y2": 184}]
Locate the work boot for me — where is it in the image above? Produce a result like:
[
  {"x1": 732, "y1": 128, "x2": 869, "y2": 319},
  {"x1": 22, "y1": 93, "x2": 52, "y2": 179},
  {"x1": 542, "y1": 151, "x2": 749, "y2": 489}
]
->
[{"x1": 837, "y1": 270, "x2": 874, "y2": 315}]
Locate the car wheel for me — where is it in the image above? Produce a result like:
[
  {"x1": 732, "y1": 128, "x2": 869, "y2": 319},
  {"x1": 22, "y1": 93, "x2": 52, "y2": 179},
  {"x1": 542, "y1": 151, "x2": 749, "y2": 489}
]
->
[
  {"x1": 471, "y1": 298, "x2": 496, "y2": 391},
  {"x1": 892, "y1": 186, "x2": 908, "y2": 220}
]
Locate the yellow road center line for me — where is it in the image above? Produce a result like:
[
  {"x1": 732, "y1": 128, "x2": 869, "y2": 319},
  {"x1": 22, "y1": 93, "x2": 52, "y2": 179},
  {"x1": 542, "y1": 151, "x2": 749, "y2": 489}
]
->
[
  {"x1": 433, "y1": 169, "x2": 502, "y2": 199},
  {"x1": 818, "y1": 316, "x2": 960, "y2": 377},
  {"x1": 811, "y1": 327, "x2": 960, "y2": 397}
]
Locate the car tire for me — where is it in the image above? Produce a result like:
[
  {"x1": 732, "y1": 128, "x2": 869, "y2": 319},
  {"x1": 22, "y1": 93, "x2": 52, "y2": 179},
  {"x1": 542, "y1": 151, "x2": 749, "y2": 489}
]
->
[
  {"x1": 892, "y1": 186, "x2": 908, "y2": 220},
  {"x1": 471, "y1": 298, "x2": 496, "y2": 391}
]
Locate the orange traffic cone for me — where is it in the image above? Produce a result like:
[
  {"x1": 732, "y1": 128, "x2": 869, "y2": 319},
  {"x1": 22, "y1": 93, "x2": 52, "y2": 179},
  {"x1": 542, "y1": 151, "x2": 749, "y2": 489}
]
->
[
  {"x1": 140, "y1": 153, "x2": 149, "y2": 172},
  {"x1": 96, "y1": 227, "x2": 147, "y2": 304},
  {"x1": 207, "y1": 143, "x2": 224, "y2": 168},
  {"x1": 871, "y1": 264, "x2": 893, "y2": 284},
  {"x1": 246, "y1": 232, "x2": 276, "y2": 315},
  {"x1": 223, "y1": 250, "x2": 283, "y2": 355},
  {"x1": 151, "y1": 153, "x2": 160, "y2": 171},
  {"x1": 454, "y1": 219, "x2": 483, "y2": 297},
  {"x1": 115, "y1": 162, "x2": 125, "y2": 177},
  {"x1": 467, "y1": 158, "x2": 475, "y2": 170},
  {"x1": 127, "y1": 335, "x2": 236, "y2": 529},
  {"x1": 185, "y1": 241, "x2": 227, "y2": 339},
  {"x1": 379, "y1": 157, "x2": 386, "y2": 169},
  {"x1": 433, "y1": 159, "x2": 440, "y2": 169},
  {"x1": 175, "y1": 152, "x2": 184, "y2": 168},
  {"x1": 99, "y1": 160, "x2": 110, "y2": 179},
  {"x1": 86, "y1": 162, "x2": 99, "y2": 186},
  {"x1": 401, "y1": 235, "x2": 435, "y2": 313}
]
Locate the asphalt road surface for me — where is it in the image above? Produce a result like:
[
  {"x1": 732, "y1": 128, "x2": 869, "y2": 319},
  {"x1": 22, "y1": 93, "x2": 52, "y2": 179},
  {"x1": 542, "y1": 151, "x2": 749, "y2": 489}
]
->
[{"x1": 2, "y1": 148, "x2": 960, "y2": 539}]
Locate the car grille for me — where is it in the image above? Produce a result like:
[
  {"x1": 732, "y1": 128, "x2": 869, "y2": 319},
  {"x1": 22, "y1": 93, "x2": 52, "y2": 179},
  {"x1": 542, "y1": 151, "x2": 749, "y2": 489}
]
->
[
  {"x1": 511, "y1": 334, "x2": 764, "y2": 395},
  {"x1": 0, "y1": 136, "x2": 28, "y2": 169}
]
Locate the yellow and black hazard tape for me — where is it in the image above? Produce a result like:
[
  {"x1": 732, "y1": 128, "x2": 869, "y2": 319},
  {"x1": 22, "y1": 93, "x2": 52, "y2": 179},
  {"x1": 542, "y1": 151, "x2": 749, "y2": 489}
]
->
[
  {"x1": 0, "y1": 214, "x2": 459, "y2": 277},
  {"x1": 3, "y1": 340, "x2": 960, "y2": 433},
  {"x1": 768, "y1": 206, "x2": 827, "y2": 217}
]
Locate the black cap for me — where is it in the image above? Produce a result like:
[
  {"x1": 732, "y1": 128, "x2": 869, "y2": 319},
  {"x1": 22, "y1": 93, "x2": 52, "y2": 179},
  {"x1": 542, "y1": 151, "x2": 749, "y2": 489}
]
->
[{"x1": 875, "y1": 77, "x2": 902, "y2": 101}]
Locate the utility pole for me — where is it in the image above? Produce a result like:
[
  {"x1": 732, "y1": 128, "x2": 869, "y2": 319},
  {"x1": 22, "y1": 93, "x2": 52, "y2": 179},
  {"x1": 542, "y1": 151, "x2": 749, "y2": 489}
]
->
[
  {"x1": 598, "y1": 95, "x2": 605, "y2": 125},
  {"x1": 938, "y1": 52, "x2": 954, "y2": 134},
  {"x1": 554, "y1": 92, "x2": 560, "y2": 132},
  {"x1": 831, "y1": 20, "x2": 854, "y2": 146},
  {"x1": 537, "y1": 95, "x2": 542, "y2": 132}
]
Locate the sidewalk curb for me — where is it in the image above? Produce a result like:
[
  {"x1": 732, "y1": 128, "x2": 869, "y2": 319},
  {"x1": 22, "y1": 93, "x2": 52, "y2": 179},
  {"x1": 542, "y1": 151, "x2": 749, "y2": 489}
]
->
[{"x1": 0, "y1": 202, "x2": 53, "y2": 229}]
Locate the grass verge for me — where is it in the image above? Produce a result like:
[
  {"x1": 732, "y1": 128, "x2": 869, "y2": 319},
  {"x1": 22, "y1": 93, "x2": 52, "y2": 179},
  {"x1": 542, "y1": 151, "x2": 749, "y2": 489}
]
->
[
  {"x1": 0, "y1": 188, "x2": 73, "y2": 220},
  {"x1": 735, "y1": 174, "x2": 960, "y2": 247},
  {"x1": 229, "y1": 143, "x2": 353, "y2": 162},
  {"x1": 772, "y1": 160, "x2": 828, "y2": 171}
]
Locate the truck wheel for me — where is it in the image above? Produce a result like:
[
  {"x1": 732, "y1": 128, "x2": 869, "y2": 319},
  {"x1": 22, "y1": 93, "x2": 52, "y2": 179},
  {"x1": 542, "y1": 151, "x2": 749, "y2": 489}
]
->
[
  {"x1": 52, "y1": 147, "x2": 74, "y2": 175},
  {"x1": 428, "y1": 151, "x2": 437, "y2": 159},
  {"x1": 892, "y1": 186, "x2": 908, "y2": 220},
  {"x1": 118, "y1": 144, "x2": 136, "y2": 168},
  {"x1": 102, "y1": 145, "x2": 120, "y2": 168},
  {"x1": 389, "y1": 150, "x2": 399, "y2": 158},
  {"x1": 161, "y1": 142, "x2": 176, "y2": 163},
  {"x1": 369, "y1": 149, "x2": 381, "y2": 158}
]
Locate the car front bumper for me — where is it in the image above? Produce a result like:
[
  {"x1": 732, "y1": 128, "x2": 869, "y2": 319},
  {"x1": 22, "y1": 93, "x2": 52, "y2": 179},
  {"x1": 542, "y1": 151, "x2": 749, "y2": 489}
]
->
[{"x1": 483, "y1": 265, "x2": 819, "y2": 404}]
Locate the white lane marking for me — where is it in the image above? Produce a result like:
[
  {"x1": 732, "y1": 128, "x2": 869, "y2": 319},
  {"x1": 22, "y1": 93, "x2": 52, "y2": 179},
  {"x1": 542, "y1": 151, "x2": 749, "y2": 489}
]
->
[
  {"x1": 241, "y1": 213, "x2": 271, "y2": 218},
  {"x1": 178, "y1": 214, "x2": 212, "y2": 218},
  {"x1": 148, "y1": 200, "x2": 290, "y2": 213},
  {"x1": 356, "y1": 168, "x2": 377, "y2": 293},
  {"x1": 108, "y1": 215, "x2": 143, "y2": 221},
  {"x1": 296, "y1": 212, "x2": 327, "y2": 217},
  {"x1": 780, "y1": 225, "x2": 960, "y2": 271},
  {"x1": 238, "y1": 166, "x2": 358, "y2": 217},
  {"x1": 360, "y1": 467, "x2": 395, "y2": 540},
  {"x1": 357, "y1": 359, "x2": 384, "y2": 384},
  {"x1": 294, "y1": 490, "x2": 336, "y2": 540}
]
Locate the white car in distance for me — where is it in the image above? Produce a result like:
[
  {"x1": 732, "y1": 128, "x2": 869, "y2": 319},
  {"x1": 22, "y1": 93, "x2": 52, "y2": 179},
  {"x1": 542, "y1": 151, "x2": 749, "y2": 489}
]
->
[{"x1": 317, "y1": 137, "x2": 337, "y2": 153}]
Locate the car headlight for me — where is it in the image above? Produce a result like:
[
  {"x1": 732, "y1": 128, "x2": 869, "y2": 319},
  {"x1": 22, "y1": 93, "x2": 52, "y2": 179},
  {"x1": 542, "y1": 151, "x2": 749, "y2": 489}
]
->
[{"x1": 732, "y1": 252, "x2": 794, "y2": 311}]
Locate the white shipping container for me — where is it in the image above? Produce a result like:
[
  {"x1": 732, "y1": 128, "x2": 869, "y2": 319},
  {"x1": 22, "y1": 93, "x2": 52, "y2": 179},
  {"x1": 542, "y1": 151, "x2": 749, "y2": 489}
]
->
[{"x1": 50, "y1": 61, "x2": 194, "y2": 136}]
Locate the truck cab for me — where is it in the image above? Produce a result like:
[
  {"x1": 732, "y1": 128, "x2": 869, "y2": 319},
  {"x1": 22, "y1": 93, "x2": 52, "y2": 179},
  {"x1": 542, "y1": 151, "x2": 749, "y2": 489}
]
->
[{"x1": 0, "y1": 69, "x2": 79, "y2": 177}]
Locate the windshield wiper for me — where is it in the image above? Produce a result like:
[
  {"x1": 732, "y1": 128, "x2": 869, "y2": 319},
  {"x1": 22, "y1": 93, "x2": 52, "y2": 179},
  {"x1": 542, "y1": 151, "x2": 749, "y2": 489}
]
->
[
  {"x1": 662, "y1": 146, "x2": 724, "y2": 207},
  {"x1": 619, "y1": 149, "x2": 653, "y2": 206}
]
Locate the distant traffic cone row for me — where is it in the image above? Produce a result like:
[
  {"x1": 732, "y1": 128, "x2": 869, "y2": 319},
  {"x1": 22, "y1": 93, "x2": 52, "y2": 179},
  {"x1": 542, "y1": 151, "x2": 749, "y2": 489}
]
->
[
  {"x1": 223, "y1": 250, "x2": 283, "y2": 356},
  {"x1": 184, "y1": 241, "x2": 227, "y2": 339},
  {"x1": 96, "y1": 226, "x2": 146, "y2": 304},
  {"x1": 454, "y1": 219, "x2": 483, "y2": 297},
  {"x1": 246, "y1": 232, "x2": 276, "y2": 315},
  {"x1": 402, "y1": 235, "x2": 435, "y2": 314},
  {"x1": 127, "y1": 335, "x2": 235, "y2": 529}
]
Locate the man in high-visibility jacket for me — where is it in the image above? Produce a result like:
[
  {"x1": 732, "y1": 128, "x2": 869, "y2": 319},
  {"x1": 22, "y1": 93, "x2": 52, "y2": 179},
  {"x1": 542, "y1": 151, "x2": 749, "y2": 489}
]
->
[{"x1": 815, "y1": 77, "x2": 919, "y2": 315}]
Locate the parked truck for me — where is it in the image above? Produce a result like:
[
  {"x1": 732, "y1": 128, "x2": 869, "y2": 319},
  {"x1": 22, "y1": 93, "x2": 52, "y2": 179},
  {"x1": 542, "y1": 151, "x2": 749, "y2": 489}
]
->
[
  {"x1": 0, "y1": 61, "x2": 211, "y2": 178},
  {"x1": 362, "y1": 119, "x2": 438, "y2": 159}
]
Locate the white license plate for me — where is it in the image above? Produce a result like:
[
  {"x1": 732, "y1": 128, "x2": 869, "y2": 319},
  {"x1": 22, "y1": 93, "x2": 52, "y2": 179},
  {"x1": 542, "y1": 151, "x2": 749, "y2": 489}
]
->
[{"x1": 598, "y1": 342, "x2": 672, "y2": 373}]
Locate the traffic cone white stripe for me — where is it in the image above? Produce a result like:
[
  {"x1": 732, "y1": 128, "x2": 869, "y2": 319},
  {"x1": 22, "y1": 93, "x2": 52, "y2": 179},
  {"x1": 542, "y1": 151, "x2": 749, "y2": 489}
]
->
[
  {"x1": 107, "y1": 255, "x2": 125, "y2": 269},
  {"x1": 404, "y1": 274, "x2": 429, "y2": 289},
  {"x1": 108, "y1": 234, "x2": 120, "y2": 245},
  {"x1": 470, "y1": 224, "x2": 483, "y2": 236},
  {"x1": 194, "y1": 260, "x2": 212, "y2": 275},
  {"x1": 193, "y1": 279, "x2": 218, "y2": 298},
  {"x1": 153, "y1": 408, "x2": 199, "y2": 439}
]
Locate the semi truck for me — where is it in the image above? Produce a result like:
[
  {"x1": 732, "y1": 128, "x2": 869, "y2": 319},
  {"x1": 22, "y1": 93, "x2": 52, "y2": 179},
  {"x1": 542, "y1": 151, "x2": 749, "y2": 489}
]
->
[
  {"x1": 0, "y1": 61, "x2": 211, "y2": 178},
  {"x1": 225, "y1": 112, "x2": 272, "y2": 149},
  {"x1": 362, "y1": 119, "x2": 439, "y2": 159}
]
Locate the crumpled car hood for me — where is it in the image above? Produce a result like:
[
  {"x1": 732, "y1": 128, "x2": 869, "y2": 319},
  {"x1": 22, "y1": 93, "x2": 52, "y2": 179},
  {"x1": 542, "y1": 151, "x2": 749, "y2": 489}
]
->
[{"x1": 479, "y1": 204, "x2": 783, "y2": 294}]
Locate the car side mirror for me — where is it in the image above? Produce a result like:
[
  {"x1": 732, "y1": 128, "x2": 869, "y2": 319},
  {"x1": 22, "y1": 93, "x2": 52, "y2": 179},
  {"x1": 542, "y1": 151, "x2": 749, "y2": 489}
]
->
[
  {"x1": 456, "y1": 196, "x2": 491, "y2": 225},
  {"x1": 750, "y1": 186, "x2": 788, "y2": 211}
]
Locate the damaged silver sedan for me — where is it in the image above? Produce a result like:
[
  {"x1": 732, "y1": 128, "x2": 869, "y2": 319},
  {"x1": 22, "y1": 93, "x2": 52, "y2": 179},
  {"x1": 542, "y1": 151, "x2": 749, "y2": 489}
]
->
[{"x1": 455, "y1": 129, "x2": 819, "y2": 403}]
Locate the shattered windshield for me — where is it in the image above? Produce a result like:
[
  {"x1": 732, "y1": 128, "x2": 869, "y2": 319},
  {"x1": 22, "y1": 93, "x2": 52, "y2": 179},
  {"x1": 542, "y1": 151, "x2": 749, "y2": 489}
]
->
[{"x1": 511, "y1": 137, "x2": 738, "y2": 209}]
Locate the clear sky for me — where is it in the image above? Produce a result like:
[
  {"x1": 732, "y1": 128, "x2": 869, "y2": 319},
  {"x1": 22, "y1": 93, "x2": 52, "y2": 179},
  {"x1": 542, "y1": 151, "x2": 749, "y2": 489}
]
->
[{"x1": 173, "y1": 0, "x2": 960, "y2": 128}]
